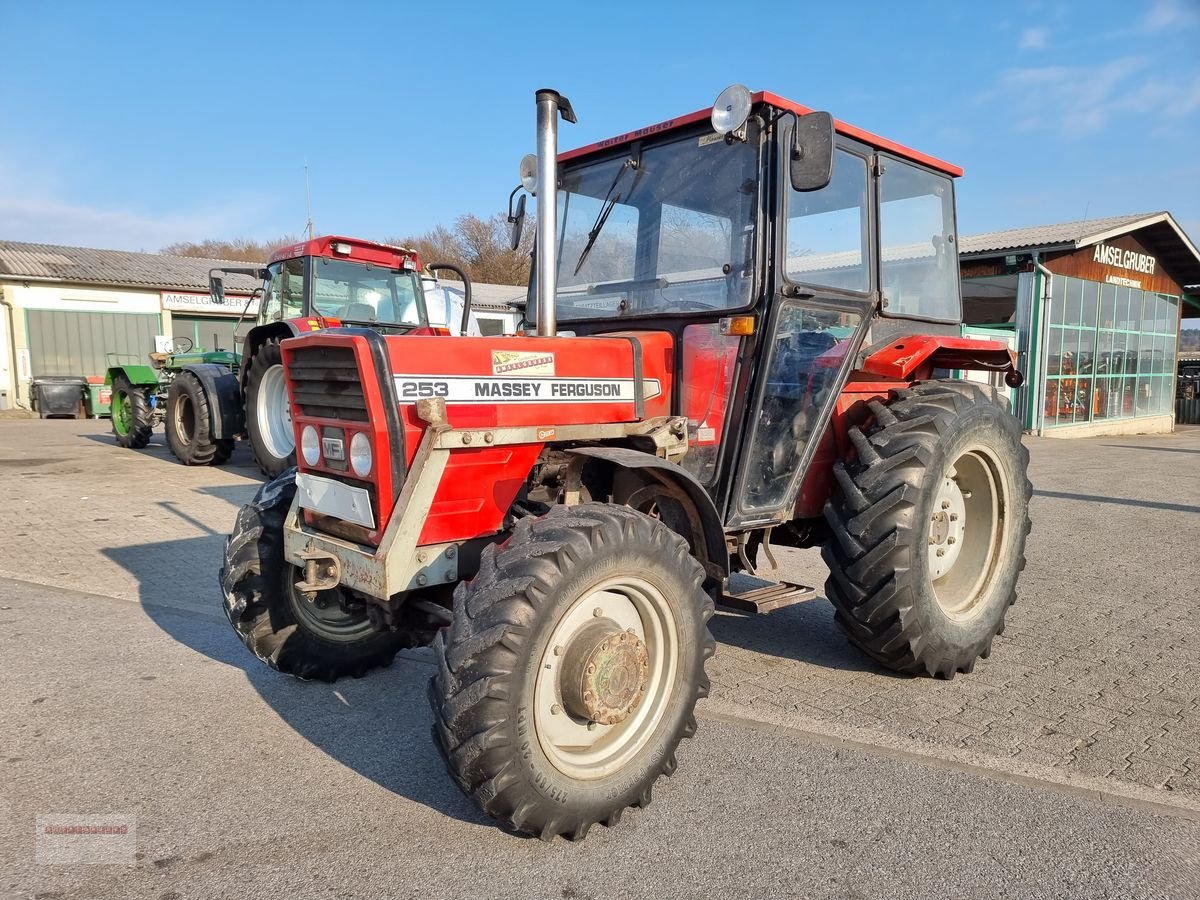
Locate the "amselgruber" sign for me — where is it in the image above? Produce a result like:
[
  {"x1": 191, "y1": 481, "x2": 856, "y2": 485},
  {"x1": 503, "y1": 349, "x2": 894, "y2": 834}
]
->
[
  {"x1": 1092, "y1": 243, "x2": 1157, "y2": 275},
  {"x1": 162, "y1": 291, "x2": 260, "y2": 315}
]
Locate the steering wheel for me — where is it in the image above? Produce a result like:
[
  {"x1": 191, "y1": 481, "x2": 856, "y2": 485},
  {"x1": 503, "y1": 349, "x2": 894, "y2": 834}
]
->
[{"x1": 171, "y1": 336, "x2": 194, "y2": 353}]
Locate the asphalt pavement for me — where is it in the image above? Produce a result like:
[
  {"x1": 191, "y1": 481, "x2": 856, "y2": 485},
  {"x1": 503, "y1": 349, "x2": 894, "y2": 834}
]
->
[{"x1": 1, "y1": 418, "x2": 1199, "y2": 898}]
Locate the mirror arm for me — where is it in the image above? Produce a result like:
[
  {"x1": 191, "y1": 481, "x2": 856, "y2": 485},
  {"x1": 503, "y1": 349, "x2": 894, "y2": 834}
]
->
[{"x1": 426, "y1": 263, "x2": 473, "y2": 336}]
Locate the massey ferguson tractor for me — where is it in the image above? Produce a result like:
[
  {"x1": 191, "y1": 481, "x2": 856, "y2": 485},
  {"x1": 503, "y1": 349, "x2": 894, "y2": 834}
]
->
[
  {"x1": 109, "y1": 236, "x2": 470, "y2": 475},
  {"x1": 221, "y1": 87, "x2": 1032, "y2": 840}
]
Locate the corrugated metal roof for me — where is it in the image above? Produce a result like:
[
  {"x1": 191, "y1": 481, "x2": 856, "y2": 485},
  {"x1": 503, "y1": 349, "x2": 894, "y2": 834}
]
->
[
  {"x1": 959, "y1": 212, "x2": 1200, "y2": 289},
  {"x1": 436, "y1": 279, "x2": 527, "y2": 311},
  {"x1": 0, "y1": 240, "x2": 262, "y2": 293},
  {"x1": 959, "y1": 213, "x2": 1164, "y2": 254}
]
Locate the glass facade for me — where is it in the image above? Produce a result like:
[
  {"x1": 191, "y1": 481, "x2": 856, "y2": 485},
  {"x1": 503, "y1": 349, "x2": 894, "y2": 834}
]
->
[{"x1": 1043, "y1": 275, "x2": 1179, "y2": 427}]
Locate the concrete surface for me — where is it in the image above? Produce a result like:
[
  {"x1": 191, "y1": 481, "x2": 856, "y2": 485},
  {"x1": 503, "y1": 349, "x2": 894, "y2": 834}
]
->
[{"x1": 1, "y1": 418, "x2": 1199, "y2": 897}]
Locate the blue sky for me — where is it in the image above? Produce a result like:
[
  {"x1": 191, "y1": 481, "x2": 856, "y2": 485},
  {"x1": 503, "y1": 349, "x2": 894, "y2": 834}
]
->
[{"x1": 1, "y1": 0, "x2": 1197, "y2": 259}]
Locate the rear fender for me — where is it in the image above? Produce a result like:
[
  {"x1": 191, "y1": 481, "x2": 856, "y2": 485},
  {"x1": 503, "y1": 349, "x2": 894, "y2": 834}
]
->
[
  {"x1": 567, "y1": 446, "x2": 728, "y2": 581},
  {"x1": 105, "y1": 364, "x2": 158, "y2": 387},
  {"x1": 240, "y1": 321, "x2": 307, "y2": 388},
  {"x1": 861, "y1": 335, "x2": 1020, "y2": 384},
  {"x1": 180, "y1": 364, "x2": 244, "y2": 439}
]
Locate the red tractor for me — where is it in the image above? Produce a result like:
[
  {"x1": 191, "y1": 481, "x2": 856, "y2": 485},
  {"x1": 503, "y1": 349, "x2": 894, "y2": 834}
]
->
[
  {"x1": 221, "y1": 87, "x2": 1032, "y2": 840},
  {"x1": 207, "y1": 236, "x2": 471, "y2": 476}
]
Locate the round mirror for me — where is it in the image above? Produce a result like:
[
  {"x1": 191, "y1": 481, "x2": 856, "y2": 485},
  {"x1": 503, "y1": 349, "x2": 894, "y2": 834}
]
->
[
  {"x1": 711, "y1": 84, "x2": 752, "y2": 135},
  {"x1": 519, "y1": 153, "x2": 538, "y2": 195}
]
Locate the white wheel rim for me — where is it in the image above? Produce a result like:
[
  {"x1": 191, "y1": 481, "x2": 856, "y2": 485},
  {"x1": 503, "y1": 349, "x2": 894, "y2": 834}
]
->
[
  {"x1": 256, "y1": 364, "x2": 294, "y2": 459},
  {"x1": 929, "y1": 446, "x2": 1006, "y2": 620},
  {"x1": 533, "y1": 575, "x2": 680, "y2": 781}
]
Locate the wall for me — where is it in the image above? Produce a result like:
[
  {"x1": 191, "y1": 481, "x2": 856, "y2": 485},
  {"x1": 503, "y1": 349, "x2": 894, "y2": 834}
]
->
[{"x1": 0, "y1": 282, "x2": 164, "y2": 406}]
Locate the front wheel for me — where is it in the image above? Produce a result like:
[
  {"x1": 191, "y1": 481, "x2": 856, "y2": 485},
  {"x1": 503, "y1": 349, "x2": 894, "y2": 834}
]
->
[
  {"x1": 110, "y1": 375, "x2": 153, "y2": 449},
  {"x1": 245, "y1": 339, "x2": 295, "y2": 478},
  {"x1": 220, "y1": 469, "x2": 407, "y2": 681},
  {"x1": 822, "y1": 380, "x2": 1032, "y2": 678},
  {"x1": 430, "y1": 503, "x2": 715, "y2": 841},
  {"x1": 165, "y1": 371, "x2": 233, "y2": 465}
]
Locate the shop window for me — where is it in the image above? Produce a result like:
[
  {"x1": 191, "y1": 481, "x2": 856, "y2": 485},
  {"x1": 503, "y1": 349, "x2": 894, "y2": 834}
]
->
[{"x1": 1043, "y1": 276, "x2": 1180, "y2": 428}]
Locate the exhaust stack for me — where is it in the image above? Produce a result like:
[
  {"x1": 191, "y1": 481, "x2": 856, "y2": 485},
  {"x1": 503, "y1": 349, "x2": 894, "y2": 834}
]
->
[{"x1": 534, "y1": 89, "x2": 576, "y2": 337}]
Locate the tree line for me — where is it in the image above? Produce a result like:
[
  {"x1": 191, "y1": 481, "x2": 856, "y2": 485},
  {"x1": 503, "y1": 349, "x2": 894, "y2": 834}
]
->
[{"x1": 161, "y1": 212, "x2": 535, "y2": 286}]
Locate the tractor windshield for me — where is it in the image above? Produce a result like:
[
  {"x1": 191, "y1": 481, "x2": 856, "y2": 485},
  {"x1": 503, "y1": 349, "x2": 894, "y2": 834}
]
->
[
  {"x1": 534, "y1": 124, "x2": 761, "y2": 321},
  {"x1": 311, "y1": 257, "x2": 427, "y2": 326}
]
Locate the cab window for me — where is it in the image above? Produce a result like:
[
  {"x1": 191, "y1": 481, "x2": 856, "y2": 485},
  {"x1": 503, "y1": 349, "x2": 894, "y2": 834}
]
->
[{"x1": 262, "y1": 259, "x2": 305, "y2": 323}]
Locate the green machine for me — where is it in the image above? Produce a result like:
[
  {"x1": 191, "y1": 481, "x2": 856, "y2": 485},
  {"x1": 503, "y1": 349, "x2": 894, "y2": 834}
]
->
[{"x1": 105, "y1": 337, "x2": 244, "y2": 465}]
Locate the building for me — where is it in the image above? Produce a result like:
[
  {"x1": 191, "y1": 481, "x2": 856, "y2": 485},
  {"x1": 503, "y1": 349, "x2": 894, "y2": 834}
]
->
[
  {"x1": 0, "y1": 241, "x2": 259, "y2": 411},
  {"x1": 958, "y1": 212, "x2": 1200, "y2": 437},
  {"x1": 0, "y1": 240, "x2": 530, "y2": 412}
]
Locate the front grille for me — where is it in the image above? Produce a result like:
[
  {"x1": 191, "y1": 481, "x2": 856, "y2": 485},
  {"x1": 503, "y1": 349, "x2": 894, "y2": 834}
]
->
[{"x1": 288, "y1": 346, "x2": 369, "y2": 422}]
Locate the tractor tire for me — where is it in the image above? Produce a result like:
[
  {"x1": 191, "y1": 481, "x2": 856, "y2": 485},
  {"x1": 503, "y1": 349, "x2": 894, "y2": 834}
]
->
[
  {"x1": 165, "y1": 371, "x2": 233, "y2": 466},
  {"x1": 245, "y1": 338, "x2": 296, "y2": 478},
  {"x1": 220, "y1": 468, "x2": 406, "y2": 681},
  {"x1": 110, "y1": 375, "x2": 153, "y2": 449},
  {"x1": 430, "y1": 503, "x2": 715, "y2": 841},
  {"x1": 822, "y1": 379, "x2": 1032, "y2": 678}
]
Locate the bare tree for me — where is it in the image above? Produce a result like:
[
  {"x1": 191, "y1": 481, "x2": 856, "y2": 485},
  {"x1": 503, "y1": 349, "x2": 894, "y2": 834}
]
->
[
  {"x1": 389, "y1": 212, "x2": 534, "y2": 285},
  {"x1": 161, "y1": 236, "x2": 299, "y2": 263}
]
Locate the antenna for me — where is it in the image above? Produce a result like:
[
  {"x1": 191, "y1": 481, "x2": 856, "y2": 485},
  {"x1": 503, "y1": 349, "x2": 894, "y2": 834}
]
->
[
  {"x1": 304, "y1": 160, "x2": 314, "y2": 239},
  {"x1": 1082, "y1": 200, "x2": 1090, "y2": 222}
]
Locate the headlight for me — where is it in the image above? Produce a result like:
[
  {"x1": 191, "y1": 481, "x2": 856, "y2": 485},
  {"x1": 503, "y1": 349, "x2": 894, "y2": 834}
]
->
[
  {"x1": 349, "y1": 431, "x2": 372, "y2": 478},
  {"x1": 301, "y1": 425, "x2": 321, "y2": 466}
]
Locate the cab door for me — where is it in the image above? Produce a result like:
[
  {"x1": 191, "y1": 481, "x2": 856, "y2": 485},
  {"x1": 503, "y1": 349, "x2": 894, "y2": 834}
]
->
[{"x1": 726, "y1": 144, "x2": 876, "y2": 528}]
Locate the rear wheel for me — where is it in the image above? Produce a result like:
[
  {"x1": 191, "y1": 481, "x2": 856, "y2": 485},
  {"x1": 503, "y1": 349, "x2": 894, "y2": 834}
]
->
[
  {"x1": 220, "y1": 469, "x2": 407, "y2": 681},
  {"x1": 165, "y1": 371, "x2": 233, "y2": 465},
  {"x1": 430, "y1": 503, "x2": 714, "y2": 840},
  {"x1": 822, "y1": 380, "x2": 1032, "y2": 678},
  {"x1": 110, "y1": 375, "x2": 153, "y2": 449},
  {"x1": 245, "y1": 338, "x2": 295, "y2": 478}
]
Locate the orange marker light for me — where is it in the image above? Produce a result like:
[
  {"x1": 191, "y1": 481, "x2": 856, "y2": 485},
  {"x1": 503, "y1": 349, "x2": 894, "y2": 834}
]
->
[{"x1": 719, "y1": 316, "x2": 755, "y2": 336}]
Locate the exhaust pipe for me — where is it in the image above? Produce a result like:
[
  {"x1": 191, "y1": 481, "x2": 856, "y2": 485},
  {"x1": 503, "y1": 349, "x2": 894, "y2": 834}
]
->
[{"x1": 534, "y1": 88, "x2": 576, "y2": 337}]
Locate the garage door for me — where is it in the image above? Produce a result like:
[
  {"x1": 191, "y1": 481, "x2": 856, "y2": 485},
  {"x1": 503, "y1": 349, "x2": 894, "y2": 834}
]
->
[
  {"x1": 26, "y1": 309, "x2": 162, "y2": 378},
  {"x1": 172, "y1": 316, "x2": 242, "y2": 353}
]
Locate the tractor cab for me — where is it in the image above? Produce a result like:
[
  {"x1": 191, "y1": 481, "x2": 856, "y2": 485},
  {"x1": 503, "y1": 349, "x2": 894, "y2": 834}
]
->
[{"x1": 521, "y1": 86, "x2": 1009, "y2": 530}]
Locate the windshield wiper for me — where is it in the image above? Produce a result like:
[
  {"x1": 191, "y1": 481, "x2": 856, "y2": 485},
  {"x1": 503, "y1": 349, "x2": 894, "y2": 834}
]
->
[{"x1": 573, "y1": 157, "x2": 639, "y2": 276}]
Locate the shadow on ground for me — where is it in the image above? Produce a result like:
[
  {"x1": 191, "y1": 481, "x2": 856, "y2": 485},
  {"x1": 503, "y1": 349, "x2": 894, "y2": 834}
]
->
[
  {"x1": 100, "y1": 531, "x2": 496, "y2": 835},
  {"x1": 709, "y1": 598, "x2": 897, "y2": 677}
]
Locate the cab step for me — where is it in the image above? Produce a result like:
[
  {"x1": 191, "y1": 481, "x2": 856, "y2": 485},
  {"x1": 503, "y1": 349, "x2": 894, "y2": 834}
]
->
[{"x1": 718, "y1": 573, "x2": 817, "y2": 614}]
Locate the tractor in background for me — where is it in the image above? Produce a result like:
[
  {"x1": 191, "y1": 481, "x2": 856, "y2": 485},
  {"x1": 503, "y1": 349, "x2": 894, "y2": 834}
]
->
[
  {"x1": 108, "y1": 236, "x2": 472, "y2": 474},
  {"x1": 221, "y1": 87, "x2": 1033, "y2": 840}
]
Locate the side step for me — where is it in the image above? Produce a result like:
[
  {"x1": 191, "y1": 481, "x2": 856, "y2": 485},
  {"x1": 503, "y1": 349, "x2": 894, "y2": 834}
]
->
[{"x1": 718, "y1": 573, "x2": 817, "y2": 614}]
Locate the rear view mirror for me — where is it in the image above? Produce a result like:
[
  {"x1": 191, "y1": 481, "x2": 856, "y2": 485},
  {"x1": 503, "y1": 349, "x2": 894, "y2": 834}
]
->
[
  {"x1": 508, "y1": 193, "x2": 527, "y2": 251},
  {"x1": 790, "y1": 111, "x2": 835, "y2": 192},
  {"x1": 209, "y1": 273, "x2": 226, "y2": 304}
]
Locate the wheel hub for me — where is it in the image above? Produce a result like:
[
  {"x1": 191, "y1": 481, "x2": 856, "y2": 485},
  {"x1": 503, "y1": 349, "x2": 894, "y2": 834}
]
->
[
  {"x1": 561, "y1": 620, "x2": 650, "y2": 725},
  {"x1": 928, "y1": 472, "x2": 967, "y2": 580}
]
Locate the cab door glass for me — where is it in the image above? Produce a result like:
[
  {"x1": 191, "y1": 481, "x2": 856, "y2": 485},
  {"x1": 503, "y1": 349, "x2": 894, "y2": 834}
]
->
[
  {"x1": 786, "y1": 149, "x2": 870, "y2": 293},
  {"x1": 263, "y1": 259, "x2": 305, "y2": 323},
  {"x1": 738, "y1": 303, "x2": 862, "y2": 513}
]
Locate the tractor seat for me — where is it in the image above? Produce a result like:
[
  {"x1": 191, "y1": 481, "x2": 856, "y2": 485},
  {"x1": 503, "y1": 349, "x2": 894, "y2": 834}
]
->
[
  {"x1": 341, "y1": 302, "x2": 377, "y2": 322},
  {"x1": 148, "y1": 351, "x2": 170, "y2": 367}
]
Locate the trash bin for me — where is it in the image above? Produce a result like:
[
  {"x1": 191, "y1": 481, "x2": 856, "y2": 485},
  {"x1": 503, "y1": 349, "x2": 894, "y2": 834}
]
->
[
  {"x1": 31, "y1": 375, "x2": 88, "y2": 419},
  {"x1": 86, "y1": 377, "x2": 112, "y2": 418}
]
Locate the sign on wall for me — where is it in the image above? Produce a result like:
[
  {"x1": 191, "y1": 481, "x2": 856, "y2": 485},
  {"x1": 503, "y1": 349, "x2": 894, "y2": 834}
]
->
[
  {"x1": 161, "y1": 291, "x2": 260, "y2": 316},
  {"x1": 1045, "y1": 234, "x2": 1181, "y2": 295}
]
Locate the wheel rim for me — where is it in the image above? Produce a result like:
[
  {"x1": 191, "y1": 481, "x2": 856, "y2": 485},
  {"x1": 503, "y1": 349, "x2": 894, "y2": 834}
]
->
[
  {"x1": 256, "y1": 363, "x2": 294, "y2": 459},
  {"x1": 286, "y1": 576, "x2": 375, "y2": 642},
  {"x1": 928, "y1": 446, "x2": 1006, "y2": 620},
  {"x1": 112, "y1": 390, "x2": 130, "y2": 435},
  {"x1": 173, "y1": 391, "x2": 195, "y2": 446},
  {"x1": 533, "y1": 575, "x2": 680, "y2": 781}
]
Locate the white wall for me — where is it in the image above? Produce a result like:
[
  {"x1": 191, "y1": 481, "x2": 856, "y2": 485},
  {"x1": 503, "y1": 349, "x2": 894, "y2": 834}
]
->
[{"x1": 0, "y1": 281, "x2": 166, "y2": 406}]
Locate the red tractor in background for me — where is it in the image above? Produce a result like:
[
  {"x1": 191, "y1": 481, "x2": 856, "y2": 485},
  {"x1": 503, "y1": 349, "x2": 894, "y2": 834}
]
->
[
  {"x1": 221, "y1": 86, "x2": 1032, "y2": 840},
  {"x1": 204, "y1": 236, "x2": 472, "y2": 475}
]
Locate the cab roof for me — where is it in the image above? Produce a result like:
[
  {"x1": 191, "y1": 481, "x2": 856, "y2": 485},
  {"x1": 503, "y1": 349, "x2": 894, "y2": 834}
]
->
[
  {"x1": 268, "y1": 235, "x2": 420, "y2": 267},
  {"x1": 559, "y1": 89, "x2": 963, "y2": 178}
]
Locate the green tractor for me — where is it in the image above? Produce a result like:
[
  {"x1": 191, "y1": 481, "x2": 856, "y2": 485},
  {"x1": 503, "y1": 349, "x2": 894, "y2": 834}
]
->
[{"x1": 105, "y1": 338, "x2": 244, "y2": 466}]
